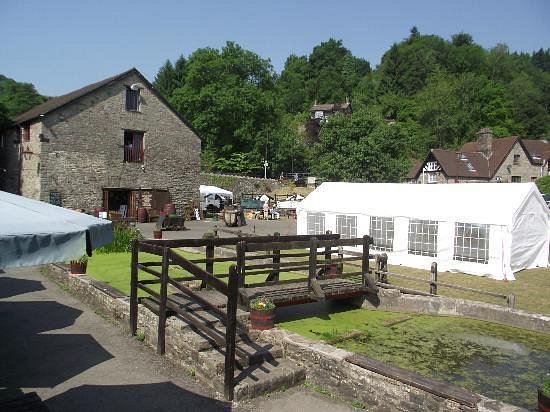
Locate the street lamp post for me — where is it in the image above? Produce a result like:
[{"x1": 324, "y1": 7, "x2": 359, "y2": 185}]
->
[{"x1": 263, "y1": 160, "x2": 269, "y2": 179}]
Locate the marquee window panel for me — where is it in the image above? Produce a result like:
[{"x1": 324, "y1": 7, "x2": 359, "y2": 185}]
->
[
  {"x1": 336, "y1": 215, "x2": 357, "y2": 239},
  {"x1": 307, "y1": 212, "x2": 325, "y2": 235},
  {"x1": 454, "y1": 222, "x2": 489, "y2": 264},
  {"x1": 408, "y1": 219, "x2": 438, "y2": 257},
  {"x1": 369, "y1": 216, "x2": 394, "y2": 251}
]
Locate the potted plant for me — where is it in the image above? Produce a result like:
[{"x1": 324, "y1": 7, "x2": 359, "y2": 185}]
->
[
  {"x1": 70, "y1": 254, "x2": 88, "y2": 274},
  {"x1": 539, "y1": 376, "x2": 550, "y2": 412},
  {"x1": 249, "y1": 297, "x2": 276, "y2": 330},
  {"x1": 153, "y1": 229, "x2": 162, "y2": 239}
]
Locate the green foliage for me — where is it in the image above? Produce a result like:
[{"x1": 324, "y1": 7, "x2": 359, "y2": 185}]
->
[
  {"x1": 543, "y1": 376, "x2": 550, "y2": 396},
  {"x1": 0, "y1": 74, "x2": 46, "y2": 124},
  {"x1": 150, "y1": 32, "x2": 550, "y2": 180},
  {"x1": 204, "y1": 173, "x2": 238, "y2": 189},
  {"x1": 95, "y1": 224, "x2": 143, "y2": 254},
  {"x1": 250, "y1": 297, "x2": 275, "y2": 310},
  {"x1": 310, "y1": 110, "x2": 410, "y2": 182},
  {"x1": 71, "y1": 254, "x2": 88, "y2": 264},
  {"x1": 536, "y1": 176, "x2": 550, "y2": 195},
  {"x1": 135, "y1": 331, "x2": 145, "y2": 342}
]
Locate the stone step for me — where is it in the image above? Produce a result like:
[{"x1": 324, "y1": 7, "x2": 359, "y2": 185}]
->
[
  {"x1": 196, "y1": 342, "x2": 283, "y2": 379},
  {"x1": 177, "y1": 327, "x2": 258, "y2": 352},
  {"x1": 203, "y1": 358, "x2": 306, "y2": 401}
]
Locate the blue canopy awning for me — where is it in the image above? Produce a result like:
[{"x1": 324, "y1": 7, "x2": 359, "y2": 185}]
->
[{"x1": 0, "y1": 191, "x2": 113, "y2": 269}]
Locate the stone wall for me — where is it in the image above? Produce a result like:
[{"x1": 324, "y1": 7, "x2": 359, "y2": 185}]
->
[
  {"x1": 356, "y1": 288, "x2": 550, "y2": 334},
  {"x1": 199, "y1": 172, "x2": 282, "y2": 199},
  {"x1": 14, "y1": 71, "x2": 201, "y2": 209},
  {"x1": 490, "y1": 141, "x2": 542, "y2": 183}
]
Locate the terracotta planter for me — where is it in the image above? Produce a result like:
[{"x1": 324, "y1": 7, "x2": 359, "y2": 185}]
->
[
  {"x1": 153, "y1": 230, "x2": 163, "y2": 239},
  {"x1": 539, "y1": 388, "x2": 550, "y2": 412},
  {"x1": 250, "y1": 308, "x2": 275, "y2": 330},
  {"x1": 70, "y1": 261, "x2": 87, "y2": 275}
]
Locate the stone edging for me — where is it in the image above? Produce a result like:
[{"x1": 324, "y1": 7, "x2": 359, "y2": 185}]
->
[
  {"x1": 257, "y1": 328, "x2": 525, "y2": 412},
  {"x1": 357, "y1": 288, "x2": 550, "y2": 334}
]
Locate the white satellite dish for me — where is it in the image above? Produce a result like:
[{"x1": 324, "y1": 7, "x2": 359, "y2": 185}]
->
[{"x1": 130, "y1": 83, "x2": 141, "y2": 90}]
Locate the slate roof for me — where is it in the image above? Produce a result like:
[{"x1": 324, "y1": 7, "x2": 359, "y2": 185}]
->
[
  {"x1": 310, "y1": 102, "x2": 351, "y2": 112},
  {"x1": 408, "y1": 135, "x2": 549, "y2": 180},
  {"x1": 12, "y1": 68, "x2": 201, "y2": 139},
  {"x1": 14, "y1": 68, "x2": 136, "y2": 124}
]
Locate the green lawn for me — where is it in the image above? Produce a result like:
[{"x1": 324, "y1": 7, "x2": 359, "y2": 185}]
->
[{"x1": 86, "y1": 250, "x2": 305, "y2": 296}]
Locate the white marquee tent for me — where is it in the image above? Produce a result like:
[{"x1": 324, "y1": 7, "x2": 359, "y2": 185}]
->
[{"x1": 297, "y1": 182, "x2": 549, "y2": 280}]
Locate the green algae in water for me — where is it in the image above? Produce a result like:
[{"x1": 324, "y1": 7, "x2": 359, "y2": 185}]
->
[{"x1": 277, "y1": 303, "x2": 550, "y2": 410}]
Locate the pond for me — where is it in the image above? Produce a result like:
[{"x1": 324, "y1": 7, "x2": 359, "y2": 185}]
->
[{"x1": 276, "y1": 302, "x2": 550, "y2": 411}]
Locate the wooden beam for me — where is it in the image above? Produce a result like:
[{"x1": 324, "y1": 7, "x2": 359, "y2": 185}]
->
[
  {"x1": 157, "y1": 247, "x2": 169, "y2": 355},
  {"x1": 168, "y1": 250, "x2": 229, "y2": 295},
  {"x1": 224, "y1": 265, "x2": 239, "y2": 401},
  {"x1": 129, "y1": 239, "x2": 139, "y2": 335}
]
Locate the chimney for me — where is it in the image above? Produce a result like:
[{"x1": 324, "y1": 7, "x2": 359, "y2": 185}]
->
[{"x1": 476, "y1": 128, "x2": 493, "y2": 158}]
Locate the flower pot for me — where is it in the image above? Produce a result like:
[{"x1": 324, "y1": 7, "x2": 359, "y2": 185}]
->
[
  {"x1": 70, "y1": 261, "x2": 87, "y2": 275},
  {"x1": 539, "y1": 388, "x2": 550, "y2": 412},
  {"x1": 153, "y1": 230, "x2": 162, "y2": 239},
  {"x1": 250, "y1": 308, "x2": 275, "y2": 330}
]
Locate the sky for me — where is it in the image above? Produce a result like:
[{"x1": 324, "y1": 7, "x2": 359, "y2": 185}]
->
[{"x1": 1, "y1": 0, "x2": 549, "y2": 96}]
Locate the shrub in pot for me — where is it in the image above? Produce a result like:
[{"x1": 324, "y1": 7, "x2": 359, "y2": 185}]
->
[
  {"x1": 249, "y1": 297, "x2": 276, "y2": 330},
  {"x1": 70, "y1": 254, "x2": 88, "y2": 274}
]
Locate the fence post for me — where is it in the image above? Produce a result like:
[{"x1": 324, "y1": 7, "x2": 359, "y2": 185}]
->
[
  {"x1": 236, "y1": 240, "x2": 246, "y2": 289},
  {"x1": 324, "y1": 230, "x2": 332, "y2": 274},
  {"x1": 213, "y1": 225, "x2": 218, "y2": 238},
  {"x1": 361, "y1": 235, "x2": 370, "y2": 286},
  {"x1": 430, "y1": 262, "x2": 438, "y2": 295},
  {"x1": 202, "y1": 241, "x2": 215, "y2": 290},
  {"x1": 507, "y1": 293, "x2": 516, "y2": 309},
  {"x1": 224, "y1": 265, "x2": 239, "y2": 401},
  {"x1": 308, "y1": 237, "x2": 318, "y2": 292},
  {"x1": 338, "y1": 245, "x2": 344, "y2": 274},
  {"x1": 381, "y1": 253, "x2": 388, "y2": 283},
  {"x1": 270, "y1": 232, "x2": 280, "y2": 282},
  {"x1": 157, "y1": 246, "x2": 170, "y2": 355},
  {"x1": 130, "y1": 239, "x2": 139, "y2": 335},
  {"x1": 375, "y1": 254, "x2": 381, "y2": 283}
]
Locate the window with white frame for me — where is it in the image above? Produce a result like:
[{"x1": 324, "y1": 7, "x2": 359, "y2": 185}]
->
[
  {"x1": 307, "y1": 212, "x2": 325, "y2": 235},
  {"x1": 336, "y1": 215, "x2": 357, "y2": 239},
  {"x1": 453, "y1": 222, "x2": 489, "y2": 264},
  {"x1": 408, "y1": 219, "x2": 438, "y2": 257},
  {"x1": 427, "y1": 173, "x2": 438, "y2": 184},
  {"x1": 369, "y1": 216, "x2": 394, "y2": 251}
]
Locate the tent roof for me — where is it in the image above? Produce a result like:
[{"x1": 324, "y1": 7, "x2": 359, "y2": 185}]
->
[
  {"x1": 199, "y1": 185, "x2": 233, "y2": 198},
  {"x1": 297, "y1": 182, "x2": 549, "y2": 226},
  {"x1": 0, "y1": 191, "x2": 113, "y2": 269}
]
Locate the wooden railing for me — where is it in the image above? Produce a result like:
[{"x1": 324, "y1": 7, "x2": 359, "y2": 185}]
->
[
  {"x1": 129, "y1": 233, "x2": 376, "y2": 400},
  {"x1": 123, "y1": 146, "x2": 144, "y2": 163},
  {"x1": 372, "y1": 254, "x2": 516, "y2": 308}
]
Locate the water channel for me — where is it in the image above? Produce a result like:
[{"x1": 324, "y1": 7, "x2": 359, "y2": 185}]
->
[{"x1": 276, "y1": 301, "x2": 550, "y2": 410}]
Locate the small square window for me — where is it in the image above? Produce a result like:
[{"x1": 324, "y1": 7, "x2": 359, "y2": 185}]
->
[
  {"x1": 511, "y1": 176, "x2": 521, "y2": 183},
  {"x1": 126, "y1": 87, "x2": 140, "y2": 111},
  {"x1": 513, "y1": 154, "x2": 520, "y2": 165},
  {"x1": 22, "y1": 125, "x2": 30, "y2": 142}
]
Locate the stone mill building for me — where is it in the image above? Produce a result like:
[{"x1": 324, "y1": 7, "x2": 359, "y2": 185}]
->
[{"x1": 0, "y1": 68, "x2": 201, "y2": 217}]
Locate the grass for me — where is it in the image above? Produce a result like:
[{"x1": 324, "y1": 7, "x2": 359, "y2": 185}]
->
[
  {"x1": 372, "y1": 263, "x2": 550, "y2": 314},
  {"x1": 86, "y1": 249, "x2": 305, "y2": 296}
]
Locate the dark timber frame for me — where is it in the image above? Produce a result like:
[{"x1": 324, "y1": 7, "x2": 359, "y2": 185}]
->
[{"x1": 129, "y1": 233, "x2": 375, "y2": 400}]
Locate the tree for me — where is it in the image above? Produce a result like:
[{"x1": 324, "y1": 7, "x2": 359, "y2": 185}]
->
[
  {"x1": 167, "y1": 42, "x2": 278, "y2": 172},
  {"x1": 310, "y1": 110, "x2": 409, "y2": 182},
  {"x1": 0, "y1": 75, "x2": 46, "y2": 120},
  {"x1": 153, "y1": 60, "x2": 176, "y2": 97},
  {"x1": 276, "y1": 55, "x2": 310, "y2": 113},
  {"x1": 536, "y1": 175, "x2": 550, "y2": 195}
]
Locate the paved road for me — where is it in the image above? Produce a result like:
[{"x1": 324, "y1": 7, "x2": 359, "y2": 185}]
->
[
  {"x1": 0, "y1": 267, "x2": 353, "y2": 412},
  {"x1": 138, "y1": 217, "x2": 297, "y2": 240}
]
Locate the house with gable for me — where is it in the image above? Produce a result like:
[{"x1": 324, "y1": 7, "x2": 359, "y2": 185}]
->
[
  {"x1": 0, "y1": 68, "x2": 201, "y2": 217},
  {"x1": 407, "y1": 128, "x2": 550, "y2": 184}
]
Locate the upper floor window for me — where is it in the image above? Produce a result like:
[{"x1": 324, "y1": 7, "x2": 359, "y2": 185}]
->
[
  {"x1": 307, "y1": 212, "x2": 325, "y2": 235},
  {"x1": 511, "y1": 176, "x2": 521, "y2": 183},
  {"x1": 513, "y1": 154, "x2": 520, "y2": 165},
  {"x1": 125, "y1": 87, "x2": 140, "y2": 111},
  {"x1": 427, "y1": 173, "x2": 438, "y2": 184},
  {"x1": 336, "y1": 215, "x2": 357, "y2": 239},
  {"x1": 22, "y1": 125, "x2": 30, "y2": 142},
  {"x1": 370, "y1": 216, "x2": 394, "y2": 251},
  {"x1": 408, "y1": 219, "x2": 438, "y2": 257},
  {"x1": 124, "y1": 130, "x2": 144, "y2": 163}
]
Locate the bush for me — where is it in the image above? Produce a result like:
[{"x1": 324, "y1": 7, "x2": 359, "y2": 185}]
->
[
  {"x1": 95, "y1": 224, "x2": 143, "y2": 254},
  {"x1": 536, "y1": 175, "x2": 550, "y2": 195}
]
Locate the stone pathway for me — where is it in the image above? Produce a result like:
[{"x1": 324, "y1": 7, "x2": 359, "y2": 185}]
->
[{"x1": 0, "y1": 266, "x2": 354, "y2": 412}]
